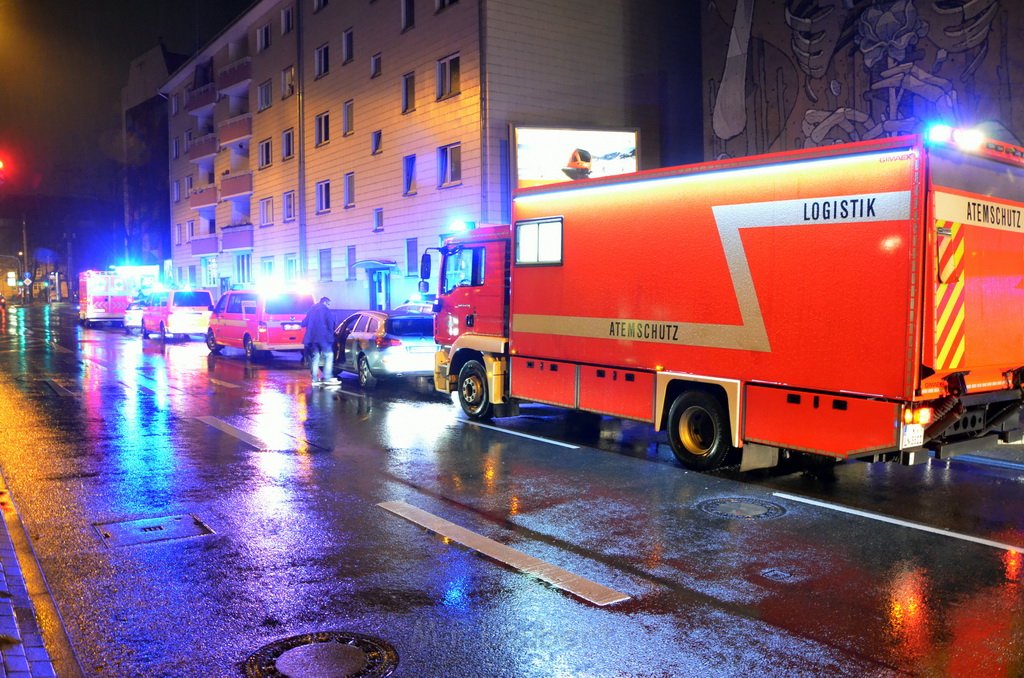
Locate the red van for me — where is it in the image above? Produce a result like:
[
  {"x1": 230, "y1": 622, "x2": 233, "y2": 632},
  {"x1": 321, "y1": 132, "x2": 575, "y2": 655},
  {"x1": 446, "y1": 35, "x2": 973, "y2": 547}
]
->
[
  {"x1": 206, "y1": 290, "x2": 315, "y2": 360},
  {"x1": 141, "y1": 289, "x2": 214, "y2": 340}
]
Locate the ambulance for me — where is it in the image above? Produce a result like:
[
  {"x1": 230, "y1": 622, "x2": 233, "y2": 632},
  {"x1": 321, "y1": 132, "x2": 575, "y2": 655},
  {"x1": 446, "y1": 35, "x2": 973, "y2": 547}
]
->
[
  {"x1": 424, "y1": 129, "x2": 1024, "y2": 471},
  {"x1": 78, "y1": 270, "x2": 131, "y2": 327}
]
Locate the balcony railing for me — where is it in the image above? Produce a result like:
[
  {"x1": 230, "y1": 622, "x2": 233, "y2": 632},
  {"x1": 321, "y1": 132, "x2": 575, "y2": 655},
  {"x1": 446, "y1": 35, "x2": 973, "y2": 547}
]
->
[
  {"x1": 188, "y1": 133, "x2": 217, "y2": 162},
  {"x1": 218, "y1": 114, "x2": 253, "y2": 147},
  {"x1": 185, "y1": 83, "x2": 216, "y2": 115},
  {"x1": 191, "y1": 236, "x2": 219, "y2": 257},
  {"x1": 220, "y1": 172, "x2": 253, "y2": 200},
  {"x1": 217, "y1": 56, "x2": 252, "y2": 96},
  {"x1": 221, "y1": 223, "x2": 254, "y2": 251},
  {"x1": 190, "y1": 186, "x2": 218, "y2": 209}
]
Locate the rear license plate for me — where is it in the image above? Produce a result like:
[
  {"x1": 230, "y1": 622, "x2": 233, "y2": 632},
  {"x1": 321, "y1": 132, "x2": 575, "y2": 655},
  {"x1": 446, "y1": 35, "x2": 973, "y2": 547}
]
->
[
  {"x1": 901, "y1": 424, "x2": 924, "y2": 448},
  {"x1": 282, "y1": 323, "x2": 301, "y2": 330}
]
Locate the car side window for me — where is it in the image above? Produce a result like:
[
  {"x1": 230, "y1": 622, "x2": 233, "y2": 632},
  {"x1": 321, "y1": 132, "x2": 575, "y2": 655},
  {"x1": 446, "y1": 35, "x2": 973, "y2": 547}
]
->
[
  {"x1": 214, "y1": 295, "x2": 229, "y2": 313},
  {"x1": 366, "y1": 317, "x2": 380, "y2": 333},
  {"x1": 226, "y1": 294, "x2": 242, "y2": 313},
  {"x1": 353, "y1": 315, "x2": 369, "y2": 333}
]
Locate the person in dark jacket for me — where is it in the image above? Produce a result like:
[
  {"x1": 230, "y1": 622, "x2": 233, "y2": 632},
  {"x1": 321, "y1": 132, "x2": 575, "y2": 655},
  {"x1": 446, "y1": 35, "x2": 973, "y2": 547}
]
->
[{"x1": 301, "y1": 296, "x2": 337, "y2": 384}]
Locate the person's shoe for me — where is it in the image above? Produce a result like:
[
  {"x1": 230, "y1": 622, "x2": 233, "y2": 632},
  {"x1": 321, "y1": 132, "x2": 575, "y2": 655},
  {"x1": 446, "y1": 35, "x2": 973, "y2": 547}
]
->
[
  {"x1": 326, "y1": 377, "x2": 341, "y2": 384},
  {"x1": 312, "y1": 379, "x2": 324, "y2": 386}
]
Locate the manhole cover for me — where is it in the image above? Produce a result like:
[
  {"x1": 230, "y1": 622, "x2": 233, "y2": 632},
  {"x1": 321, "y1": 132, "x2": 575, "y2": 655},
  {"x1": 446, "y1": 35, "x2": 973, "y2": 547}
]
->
[
  {"x1": 246, "y1": 631, "x2": 398, "y2": 678},
  {"x1": 94, "y1": 514, "x2": 214, "y2": 547},
  {"x1": 698, "y1": 497, "x2": 786, "y2": 520}
]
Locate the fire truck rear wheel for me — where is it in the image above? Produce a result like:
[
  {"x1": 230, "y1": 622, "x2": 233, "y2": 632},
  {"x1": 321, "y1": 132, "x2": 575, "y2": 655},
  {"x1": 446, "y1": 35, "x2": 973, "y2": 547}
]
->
[
  {"x1": 458, "y1": 360, "x2": 493, "y2": 420},
  {"x1": 667, "y1": 391, "x2": 733, "y2": 471},
  {"x1": 206, "y1": 330, "x2": 223, "y2": 354},
  {"x1": 244, "y1": 336, "x2": 258, "y2": 361}
]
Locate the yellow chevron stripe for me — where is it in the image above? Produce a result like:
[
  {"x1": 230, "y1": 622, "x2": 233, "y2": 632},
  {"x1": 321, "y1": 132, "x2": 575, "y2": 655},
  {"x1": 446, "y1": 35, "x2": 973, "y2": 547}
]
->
[
  {"x1": 936, "y1": 306, "x2": 965, "y2": 368},
  {"x1": 948, "y1": 334, "x2": 965, "y2": 368},
  {"x1": 935, "y1": 279, "x2": 964, "y2": 335}
]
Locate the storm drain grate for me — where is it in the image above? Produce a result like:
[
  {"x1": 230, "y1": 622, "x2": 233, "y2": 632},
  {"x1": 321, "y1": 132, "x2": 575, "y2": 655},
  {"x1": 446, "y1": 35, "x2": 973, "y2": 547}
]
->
[
  {"x1": 246, "y1": 631, "x2": 398, "y2": 678},
  {"x1": 698, "y1": 497, "x2": 786, "y2": 520},
  {"x1": 94, "y1": 514, "x2": 214, "y2": 547}
]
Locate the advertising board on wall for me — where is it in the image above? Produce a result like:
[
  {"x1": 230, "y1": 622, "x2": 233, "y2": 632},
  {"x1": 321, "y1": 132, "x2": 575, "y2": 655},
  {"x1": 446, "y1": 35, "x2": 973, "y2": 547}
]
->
[{"x1": 512, "y1": 126, "x2": 638, "y2": 189}]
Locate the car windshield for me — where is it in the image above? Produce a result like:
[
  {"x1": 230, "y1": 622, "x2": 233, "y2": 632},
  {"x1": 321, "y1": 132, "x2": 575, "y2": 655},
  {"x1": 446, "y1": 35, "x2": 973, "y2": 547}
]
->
[
  {"x1": 172, "y1": 291, "x2": 213, "y2": 307},
  {"x1": 265, "y1": 293, "x2": 314, "y2": 315},
  {"x1": 385, "y1": 315, "x2": 434, "y2": 337}
]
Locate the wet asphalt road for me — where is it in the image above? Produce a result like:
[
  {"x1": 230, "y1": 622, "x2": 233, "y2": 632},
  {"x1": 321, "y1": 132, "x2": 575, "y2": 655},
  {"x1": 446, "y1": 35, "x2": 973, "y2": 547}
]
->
[{"x1": 0, "y1": 304, "x2": 1022, "y2": 677}]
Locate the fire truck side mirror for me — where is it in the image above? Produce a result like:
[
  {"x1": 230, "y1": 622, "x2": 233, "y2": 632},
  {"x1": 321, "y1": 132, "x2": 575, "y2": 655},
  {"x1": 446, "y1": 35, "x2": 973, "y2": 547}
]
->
[
  {"x1": 419, "y1": 252, "x2": 432, "y2": 281},
  {"x1": 417, "y1": 280, "x2": 429, "y2": 294}
]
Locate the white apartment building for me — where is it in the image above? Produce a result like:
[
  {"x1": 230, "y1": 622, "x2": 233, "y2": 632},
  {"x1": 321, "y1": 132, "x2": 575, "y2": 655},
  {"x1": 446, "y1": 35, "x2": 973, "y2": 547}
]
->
[{"x1": 162, "y1": 0, "x2": 675, "y2": 310}]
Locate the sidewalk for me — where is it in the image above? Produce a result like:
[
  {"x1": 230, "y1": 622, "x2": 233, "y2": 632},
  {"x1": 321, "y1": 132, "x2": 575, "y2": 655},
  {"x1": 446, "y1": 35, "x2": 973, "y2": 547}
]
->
[{"x1": 0, "y1": 490, "x2": 58, "y2": 678}]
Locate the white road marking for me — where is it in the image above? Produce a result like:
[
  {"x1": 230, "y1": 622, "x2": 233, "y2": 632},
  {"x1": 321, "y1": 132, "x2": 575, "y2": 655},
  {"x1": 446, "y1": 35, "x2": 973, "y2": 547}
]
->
[
  {"x1": 209, "y1": 378, "x2": 241, "y2": 389},
  {"x1": 196, "y1": 416, "x2": 268, "y2": 449},
  {"x1": 461, "y1": 420, "x2": 579, "y2": 449},
  {"x1": 49, "y1": 340, "x2": 72, "y2": 353},
  {"x1": 773, "y1": 491, "x2": 1024, "y2": 554},
  {"x1": 379, "y1": 500, "x2": 629, "y2": 606},
  {"x1": 43, "y1": 379, "x2": 76, "y2": 397}
]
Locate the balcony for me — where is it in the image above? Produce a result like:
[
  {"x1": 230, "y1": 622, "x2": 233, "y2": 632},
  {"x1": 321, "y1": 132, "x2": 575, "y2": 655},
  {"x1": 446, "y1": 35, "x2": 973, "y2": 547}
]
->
[
  {"x1": 190, "y1": 186, "x2": 218, "y2": 209},
  {"x1": 191, "y1": 236, "x2": 219, "y2": 257},
  {"x1": 221, "y1": 223, "x2": 253, "y2": 251},
  {"x1": 185, "y1": 83, "x2": 216, "y2": 115},
  {"x1": 220, "y1": 172, "x2": 253, "y2": 200},
  {"x1": 217, "y1": 57, "x2": 252, "y2": 97},
  {"x1": 218, "y1": 114, "x2": 252, "y2": 147},
  {"x1": 188, "y1": 133, "x2": 217, "y2": 162}
]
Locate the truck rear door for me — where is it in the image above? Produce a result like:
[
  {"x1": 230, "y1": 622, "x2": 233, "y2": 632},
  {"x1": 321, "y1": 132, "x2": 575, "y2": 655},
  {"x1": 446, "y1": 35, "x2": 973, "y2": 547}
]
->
[{"x1": 926, "y1": 141, "x2": 1024, "y2": 395}]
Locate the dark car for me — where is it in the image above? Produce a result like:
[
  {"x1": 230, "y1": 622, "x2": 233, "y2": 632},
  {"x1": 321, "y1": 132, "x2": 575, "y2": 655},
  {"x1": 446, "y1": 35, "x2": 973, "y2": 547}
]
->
[{"x1": 333, "y1": 310, "x2": 437, "y2": 387}]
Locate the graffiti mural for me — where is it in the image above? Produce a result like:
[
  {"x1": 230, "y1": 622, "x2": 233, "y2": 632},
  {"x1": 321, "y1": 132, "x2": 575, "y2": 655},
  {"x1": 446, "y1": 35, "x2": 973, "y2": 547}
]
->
[{"x1": 703, "y1": 0, "x2": 1017, "y2": 158}]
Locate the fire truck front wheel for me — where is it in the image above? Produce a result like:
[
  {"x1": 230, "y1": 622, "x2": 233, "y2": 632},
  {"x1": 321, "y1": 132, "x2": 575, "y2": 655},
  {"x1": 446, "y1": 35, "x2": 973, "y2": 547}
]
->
[
  {"x1": 667, "y1": 391, "x2": 733, "y2": 471},
  {"x1": 458, "y1": 360, "x2": 494, "y2": 420}
]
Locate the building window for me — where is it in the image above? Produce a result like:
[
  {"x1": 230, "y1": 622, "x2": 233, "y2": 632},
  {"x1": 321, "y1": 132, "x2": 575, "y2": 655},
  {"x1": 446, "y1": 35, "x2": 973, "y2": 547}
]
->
[
  {"x1": 402, "y1": 154, "x2": 416, "y2": 195},
  {"x1": 261, "y1": 256, "x2": 275, "y2": 280},
  {"x1": 282, "y1": 128, "x2": 294, "y2": 159},
  {"x1": 343, "y1": 172, "x2": 355, "y2": 207},
  {"x1": 401, "y1": 0, "x2": 414, "y2": 30},
  {"x1": 171, "y1": 93, "x2": 179, "y2": 115},
  {"x1": 258, "y1": 80, "x2": 272, "y2": 111},
  {"x1": 342, "y1": 99, "x2": 354, "y2": 136},
  {"x1": 201, "y1": 257, "x2": 218, "y2": 287},
  {"x1": 515, "y1": 218, "x2": 563, "y2": 265},
  {"x1": 401, "y1": 72, "x2": 415, "y2": 113},
  {"x1": 188, "y1": 265, "x2": 198, "y2": 286},
  {"x1": 372, "y1": 208, "x2": 383, "y2": 232},
  {"x1": 436, "y1": 53, "x2": 460, "y2": 100},
  {"x1": 172, "y1": 137, "x2": 180, "y2": 159},
  {"x1": 259, "y1": 197, "x2": 274, "y2": 226},
  {"x1": 257, "y1": 23, "x2": 271, "y2": 52},
  {"x1": 184, "y1": 129, "x2": 193, "y2": 150},
  {"x1": 316, "y1": 180, "x2": 331, "y2": 213},
  {"x1": 438, "y1": 142, "x2": 461, "y2": 187},
  {"x1": 315, "y1": 43, "x2": 329, "y2": 77},
  {"x1": 185, "y1": 175, "x2": 193, "y2": 194},
  {"x1": 370, "y1": 53, "x2": 381, "y2": 78},
  {"x1": 259, "y1": 139, "x2": 272, "y2": 169},
  {"x1": 347, "y1": 245, "x2": 357, "y2": 280},
  {"x1": 187, "y1": 220, "x2": 196, "y2": 241},
  {"x1": 281, "y1": 6, "x2": 294, "y2": 33},
  {"x1": 371, "y1": 130, "x2": 382, "y2": 155},
  {"x1": 406, "y1": 238, "x2": 418, "y2": 276},
  {"x1": 315, "y1": 112, "x2": 330, "y2": 146},
  {"x1": 206, "y1": 216, "x2": 217, "y2": 234},
  {"x1": 235, "y1": 253, "x2": 253, "y2": 284},
  {"x1": 173, "y1": 180, "x2": 181, "y2": 202},
  {"x1": 175, "y1": 223, "x2": 183, "y2": 245},
  {"x1": 436, "y1": 0, "x2": 458, "y2": 9},
  {"x1": 283, "y1": 190, "x2": 296, "y2": 221},
  {"x1": 319, "y1": 248, "x2": 333, "y2": 281},
  {"x1": 285, "y1": 253, "x2": 298, "y2": 281},
  {"x1": 281, "y1": 65, "x2": 296, "y2": 98},
  {"x1": 342, "y1": 28, "x2": 354, "y2": 64},
  {"x1": 313, "y1": 0, "x2": 328, "y2": 11}
]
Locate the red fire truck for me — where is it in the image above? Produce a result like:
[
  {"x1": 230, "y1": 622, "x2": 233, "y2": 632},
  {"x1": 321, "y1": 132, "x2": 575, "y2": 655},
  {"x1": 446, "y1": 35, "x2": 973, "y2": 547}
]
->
[{"x1": 423, "y1": 129, "x2": 1024, "y2": 471}]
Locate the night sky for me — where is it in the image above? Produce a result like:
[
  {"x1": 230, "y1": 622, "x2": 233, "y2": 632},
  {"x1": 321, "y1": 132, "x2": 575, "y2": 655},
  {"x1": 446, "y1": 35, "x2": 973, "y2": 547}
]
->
[{"x1": 0, "y1": 0, "x2": 253, "y2": 200}]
